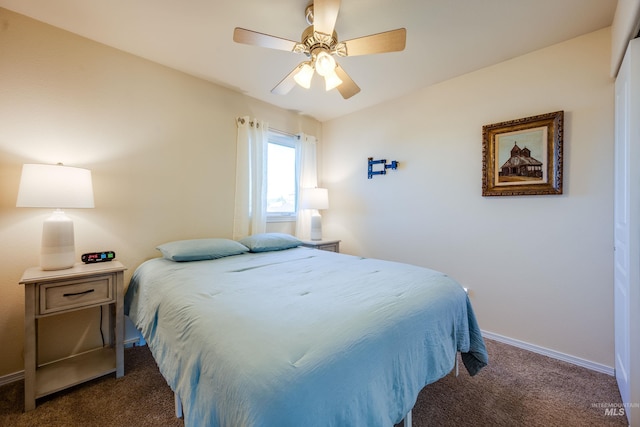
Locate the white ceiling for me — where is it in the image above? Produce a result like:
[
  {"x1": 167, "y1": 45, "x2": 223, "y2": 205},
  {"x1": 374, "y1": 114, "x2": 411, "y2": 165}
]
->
[{"x1": 0, "y1": 0, "x2": 617, "y2": 122}]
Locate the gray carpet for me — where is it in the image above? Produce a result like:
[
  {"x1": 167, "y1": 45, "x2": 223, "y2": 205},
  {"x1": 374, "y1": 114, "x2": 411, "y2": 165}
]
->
[{"x1": 0, "y1": 339, "x2": 627, "y2": 426}]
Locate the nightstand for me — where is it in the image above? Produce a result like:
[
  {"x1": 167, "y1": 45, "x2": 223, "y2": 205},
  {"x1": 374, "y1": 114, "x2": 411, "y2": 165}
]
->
[
  {"x1": 19, "y1": 261, "x2": 126, "y2": 411},
  {"x1": 300, "y1": 239, "x2": 341, "y2": 253}
]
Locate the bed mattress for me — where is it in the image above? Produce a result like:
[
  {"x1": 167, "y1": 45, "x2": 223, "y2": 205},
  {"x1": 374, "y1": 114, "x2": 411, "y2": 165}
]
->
[{"x1": 125, "y1": 247, "x2": 487, "y2": 427}]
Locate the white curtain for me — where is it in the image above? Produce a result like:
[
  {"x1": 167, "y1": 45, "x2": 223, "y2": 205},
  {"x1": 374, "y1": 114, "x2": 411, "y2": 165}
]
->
[
  {"x1": 295, "y1": 133, "x2": 318, "y2": 239},
  {"x1": 233, "y1": 116, "x2": 268, "y2": 240}
]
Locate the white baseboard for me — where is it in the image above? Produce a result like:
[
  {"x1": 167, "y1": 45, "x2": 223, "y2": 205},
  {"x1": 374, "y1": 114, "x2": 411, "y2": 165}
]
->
[
  {"x1": 0, "y1": 331, "x2": 615, "y2": 387},
  {"x1": 482, "y1": 330, "x2": 615, "y2": 376},
  {"x1": 0, "y1": 370, "x2": 23, "y2": 387}
]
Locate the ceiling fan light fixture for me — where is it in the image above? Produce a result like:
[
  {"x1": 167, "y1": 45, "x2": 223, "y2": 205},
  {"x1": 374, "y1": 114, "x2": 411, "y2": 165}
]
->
[
  {"x1": 324, "y1": 70, "x2": 342, "y2": 91},
  {"x1": 294, "y1": 62, "x2": 314, "y2": 89},
  {"x1": 233, "y1": 1, "x2": 405, "y2": 99},
  {"x1": 314, "y1": 50, "x2": 336, "y2": 77}
]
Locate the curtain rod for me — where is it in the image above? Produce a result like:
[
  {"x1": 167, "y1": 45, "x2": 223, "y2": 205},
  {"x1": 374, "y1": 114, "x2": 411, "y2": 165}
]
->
[
  {"x1": 236, "y1": 117, "x2": 301, "y2": 139},
  {"x1": 270, "y1": 127, "x2": 301, "y2": 139}
]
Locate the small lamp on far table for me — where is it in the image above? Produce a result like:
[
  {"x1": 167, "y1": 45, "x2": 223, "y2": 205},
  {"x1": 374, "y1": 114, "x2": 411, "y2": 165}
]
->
[{"x1": 301, "y1": 187, "x2": 329, "y2": 241}]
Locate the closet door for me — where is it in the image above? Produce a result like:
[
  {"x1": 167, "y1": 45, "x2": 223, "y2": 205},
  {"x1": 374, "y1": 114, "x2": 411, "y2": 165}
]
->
[{"x1": 614, "y1": 37, "x2": 640, "y2": 427}]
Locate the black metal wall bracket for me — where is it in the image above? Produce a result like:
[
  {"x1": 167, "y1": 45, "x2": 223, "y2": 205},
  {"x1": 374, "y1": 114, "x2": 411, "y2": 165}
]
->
[{"x1": 368, "y1": 157, "x2": 398, "y2": 179}]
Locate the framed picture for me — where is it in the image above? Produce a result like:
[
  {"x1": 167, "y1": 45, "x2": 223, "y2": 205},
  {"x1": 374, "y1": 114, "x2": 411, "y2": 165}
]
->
[{"x1": 482, "y1": 111, "x2": 564, "y2": 196}]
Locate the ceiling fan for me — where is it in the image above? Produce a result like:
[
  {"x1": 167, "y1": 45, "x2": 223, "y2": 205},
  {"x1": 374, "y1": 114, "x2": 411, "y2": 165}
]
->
[{"x1": 233, "y1": 0, "x2": 406, "y2": 99}]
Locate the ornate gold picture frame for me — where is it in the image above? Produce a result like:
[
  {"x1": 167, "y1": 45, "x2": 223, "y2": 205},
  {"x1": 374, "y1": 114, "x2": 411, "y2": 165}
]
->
[{"x1": 482, "y1": 111, "x2": 564, "y2": 196}]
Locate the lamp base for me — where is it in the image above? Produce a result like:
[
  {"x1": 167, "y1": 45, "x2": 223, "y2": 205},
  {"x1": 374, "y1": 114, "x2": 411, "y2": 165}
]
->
[
  {"x1": 40, "y1": 210, "x2": 76, "y2": 270},
  {"x1": 310, "y1": 213, "x2": 323, "y2": 241}
]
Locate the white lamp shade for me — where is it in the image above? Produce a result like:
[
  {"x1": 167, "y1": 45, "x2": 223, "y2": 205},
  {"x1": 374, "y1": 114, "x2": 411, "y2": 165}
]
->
[
  {"x1": 16, "y1": 164, "x2": 94, "y2": 270},
  {"x1": 301, "y1": 187, "x2": 329, "y2": 210},
  {"x1": 17, "y1": 164, "x2": 95, "y2": 208}
]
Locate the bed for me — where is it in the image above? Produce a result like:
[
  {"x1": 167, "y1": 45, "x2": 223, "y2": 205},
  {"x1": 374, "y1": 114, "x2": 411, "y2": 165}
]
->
[{"x1": 124, "y1": 234, "x2": 488, "y2": 427}]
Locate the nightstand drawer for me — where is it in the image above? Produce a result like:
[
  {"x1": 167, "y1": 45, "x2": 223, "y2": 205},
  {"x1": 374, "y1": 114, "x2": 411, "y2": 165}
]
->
[
  {"x1": 300, "y1": 239, "x2": 341, "y2": 253},
  {"x1": 314, "y1": 243, "x2": 339, "y2": 252},
  {"x1": 38, "y1": 276, "x2": 114, "y2": 315}
]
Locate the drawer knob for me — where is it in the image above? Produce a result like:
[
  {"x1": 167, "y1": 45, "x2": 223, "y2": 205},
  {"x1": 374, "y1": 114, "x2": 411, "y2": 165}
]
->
[{"x1": 63, "y1": 289, "x2": 95, "y2": 297}]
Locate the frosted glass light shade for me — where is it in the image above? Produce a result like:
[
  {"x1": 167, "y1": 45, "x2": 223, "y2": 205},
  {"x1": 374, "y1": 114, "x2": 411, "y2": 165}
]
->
[
  {"x1": 16, "y1": 164, "x2": 94, "y2": 270},
  {"x1": 294, "y1": 63, "x2": 314, "y2": 89},
  {"x1": 324, "y1": 70, "x2": 343, "y2": 91},
  {"x1": 314, "y1": 50, "x2": 336, "y2": 77}
]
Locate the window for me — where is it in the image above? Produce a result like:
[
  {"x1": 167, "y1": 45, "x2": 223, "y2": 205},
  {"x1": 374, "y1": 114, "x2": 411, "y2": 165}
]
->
[{"x1": 266, "y1": 131, "x2": 298, "y2": 221}]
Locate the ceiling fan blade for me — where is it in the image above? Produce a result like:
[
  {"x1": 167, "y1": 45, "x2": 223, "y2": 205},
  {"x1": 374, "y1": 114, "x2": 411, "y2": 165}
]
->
[
  {"x1": 313, "y1": 0, "x2": 341, "y2": 35},
  {"x1": 334, "y1": 64, "x2": 360, "y2": 99},
  {"x1": 271, "y1": 64, "x2": 304, "y2": 95},
  {"x1": 233, "y1": 28, "x2": 298, "y2": 52},
  {"x1": 342, "y1": 28, "x2": 406, "y2": 56}
]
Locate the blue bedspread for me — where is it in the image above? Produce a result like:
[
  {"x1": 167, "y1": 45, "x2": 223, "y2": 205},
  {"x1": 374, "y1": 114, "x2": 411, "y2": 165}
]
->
[{"x1": 125, "y1": 247, "x2": 487, "y2": 427}]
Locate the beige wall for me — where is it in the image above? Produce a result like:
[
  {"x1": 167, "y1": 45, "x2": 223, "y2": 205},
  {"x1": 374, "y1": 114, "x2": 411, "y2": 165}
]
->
[
  {"x1": 321, "y1": 28, "x2": 615, "y2": 367},
  {"x1": 0, "y1": 9, "x2": 320, "y2": 376}
]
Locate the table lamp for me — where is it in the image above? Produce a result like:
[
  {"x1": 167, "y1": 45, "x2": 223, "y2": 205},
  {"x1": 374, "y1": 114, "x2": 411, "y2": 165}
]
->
[
  {"x1": 301, "y1": 187, "x2": 329, "y2": 241},
  {"x1": 16, "y1": 163, "x2": 95, "y2": 270}
]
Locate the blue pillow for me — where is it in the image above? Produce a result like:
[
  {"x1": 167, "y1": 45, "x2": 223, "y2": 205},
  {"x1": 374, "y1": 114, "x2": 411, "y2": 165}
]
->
[
  {"x1": 157, "y1": 238, "x2": 249, "y2": 262},
  {"x1": 238, "y1": 233, "x2": 302, "y2": 253}
]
